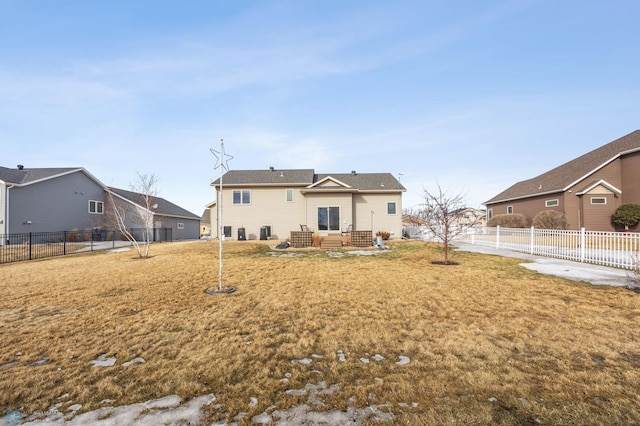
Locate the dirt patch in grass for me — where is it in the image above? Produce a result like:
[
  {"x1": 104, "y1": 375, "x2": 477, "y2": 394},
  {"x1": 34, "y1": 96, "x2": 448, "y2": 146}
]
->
[{"x1": 1, "y1": 240, "x2": 640, "y2": 424}]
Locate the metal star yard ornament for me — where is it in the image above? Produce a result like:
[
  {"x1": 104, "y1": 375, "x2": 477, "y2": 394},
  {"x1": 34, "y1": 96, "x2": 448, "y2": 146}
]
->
[
  {"x1": 206, "y1": 138, "x2": 236, "y2": 295},
  {"x1": 210, "y1": 139, "x2": 233, "y2": 171}
]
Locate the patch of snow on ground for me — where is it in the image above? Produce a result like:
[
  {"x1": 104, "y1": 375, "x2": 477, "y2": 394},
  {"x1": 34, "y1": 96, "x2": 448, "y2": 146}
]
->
[
  {"x1": 122, "y1": 357, "x2": 145, "y2": 367},
  {"x1": 396, "y1": 355, "x2": 411, "y2": 365},
  {"x1": 252, "y1": 381, "x2": 395, "y2": 424},
  {"x1": 89, "y1": 354, "x2": 116, "y2": 367},
  {"x1": 12, "y1": 394, "x2": 216, "y2": 425}
]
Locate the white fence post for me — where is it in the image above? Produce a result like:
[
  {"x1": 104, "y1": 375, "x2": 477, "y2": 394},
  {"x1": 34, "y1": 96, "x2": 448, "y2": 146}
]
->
[
  {"x1": 530, "y1": 226, "x2": 535, "y2": 255},
  {"x1": 496, "y1": 226, "x2": 500, "y2": 250},
  {"x1": 580, "y1": 227, "x2": 586, "y2": 263}
]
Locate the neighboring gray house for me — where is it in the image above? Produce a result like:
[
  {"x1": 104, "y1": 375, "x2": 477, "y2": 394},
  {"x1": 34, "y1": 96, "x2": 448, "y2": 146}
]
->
[
  {"x1": 108, "y1": 187, "x2": 201, "y2": 240},
  {"x1": 1, "y1": 165, "x2": 200, "y2": 240}
]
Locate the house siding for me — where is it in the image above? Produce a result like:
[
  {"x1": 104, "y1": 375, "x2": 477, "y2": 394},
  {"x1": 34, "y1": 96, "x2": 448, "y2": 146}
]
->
[
  {"x1": 621, "y1": 151, "x2": 640, "y2": 204},
  {"x1": 8, "y1": 171, "x2": 106, "y2": 234},
  {"x1": 488, "y1": 193, "x2": 564, "y2": 227},
  {"x1": 305, "y1": 192, "x2": 354, "y2": 235},
  {"x1": 353, "y1": 193, "x2": 403, "y2": 238},
  {"x1": 219, "y1": 186, "x2": 307, "y2": 239},
  {"x1": 155, "y1": 215, "x2": 200, "y2": 240},
  {"x1": 566, "y1": 159, "x2": 623, "y2": 231}
]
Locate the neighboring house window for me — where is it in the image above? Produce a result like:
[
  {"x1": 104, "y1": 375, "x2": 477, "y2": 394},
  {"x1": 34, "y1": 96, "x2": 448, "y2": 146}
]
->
[
  {"x1": 387, "y1": 202, "x2": 397, "y2": 215},
  {"x1": 286, "y1": 189, "x2": 294, "y2": 202},
  {"x1": 223, "y1": 226, "x2": 232, "y2": 238},
  {"x1": 507, "y1": 206, "x2": 513, "y2": 214},
  {"x1": 591, "y1": 197, "x2": 607, "y2": 205},
  {"x1": 545, "y1": 199, "x2": 559, "y2": 207},
  {"x1": 89, "y1": 200, "x2": 104, "y2": 214},
  {"x1": 232, "y1": 190, "x2": 251, "y2": 204},
  {"x1": 488, "y1": 209, "x2": 493, "y2": 219},
  {"x1": 263, "y1": 225, "x2": 272, "y2": 238},
  {"x1": 318, "y1": 207, "x2": 340, "y2": 231},
  {"x1": 177, "y1": 223, "x2": 184, "y2": 229}
]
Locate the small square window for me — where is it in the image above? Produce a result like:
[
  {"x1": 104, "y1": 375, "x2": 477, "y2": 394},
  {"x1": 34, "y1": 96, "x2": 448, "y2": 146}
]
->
[
  {"x1": 177, "y1": 223, "x2": 185, "y2": 230},
  {"x1": 387, "y1": 202, "x2": 397, "y2": 215},
  {"x1": 507, "y1": 206, "x2": 514, "y2": 214},
  {"x1": 223, "y1": 226, "x2": 232, "y2": 238}
]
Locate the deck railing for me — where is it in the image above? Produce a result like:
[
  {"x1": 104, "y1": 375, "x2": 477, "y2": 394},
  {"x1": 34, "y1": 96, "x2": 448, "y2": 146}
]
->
[{"x1": 467, "y1": 226, "x2": 640, "y2": 269}]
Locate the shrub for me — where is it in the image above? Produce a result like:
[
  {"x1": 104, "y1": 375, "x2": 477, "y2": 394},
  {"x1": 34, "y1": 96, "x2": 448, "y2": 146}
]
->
[
  {"x1": 532, "y1": 210, "x2": 568, "y2": 229},
  {"x1": 376, "y1": 231, "x2": 391, "y2": 240},
  {"x1": 487, "y1": 213, "x2": 527, "y2": 228},
  {"x1": 68, "y1": 229, "x2": 79, "y2": 242},
  {"x1": 612, "y1": 204, "x2": 640, "y2": 230}
]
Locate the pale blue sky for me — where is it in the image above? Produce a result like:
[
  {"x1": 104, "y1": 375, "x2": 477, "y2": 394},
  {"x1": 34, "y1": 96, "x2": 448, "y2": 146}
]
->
[{"x1": 1, "y1": 0, "x2": 639, "y2": 215}]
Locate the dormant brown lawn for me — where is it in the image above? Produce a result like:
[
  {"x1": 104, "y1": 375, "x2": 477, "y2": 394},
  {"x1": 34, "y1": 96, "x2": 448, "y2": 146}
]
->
[{"x1": 1, "y1": 240, "x2": 639, "y2": 424}]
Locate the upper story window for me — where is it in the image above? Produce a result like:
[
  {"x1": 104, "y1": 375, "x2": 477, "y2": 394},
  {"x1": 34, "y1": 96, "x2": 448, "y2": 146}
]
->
[
  {"x1": 545, "y1": 199, "x2": 559, "y2": 207},
  {"x1": 591, "y1": 197, "x2": 606, "y2": 205},
  {"x1": 286, "y1": 189, "x2": 294, "y2": 202},
  {"x1": 507, "y1": 206, "x2": 513, "y2": 214},
  {"x1": 387, "y1": 202, "x2": 397, "y2": 215},
  {"x1": 89, "y1": 200, "x2": 104, "y2": 214},
  {"x1": 488, "y1": 208, "x2": 493, "y2": 219},
  {"x1": 232, "y1": 190, "x2": 251, "y2": 204}
]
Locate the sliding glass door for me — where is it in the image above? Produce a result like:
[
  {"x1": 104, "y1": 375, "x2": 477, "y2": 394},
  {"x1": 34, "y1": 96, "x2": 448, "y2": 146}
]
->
[{"x1": 318, "y1": 207, "x2": 340, "y2": 231}]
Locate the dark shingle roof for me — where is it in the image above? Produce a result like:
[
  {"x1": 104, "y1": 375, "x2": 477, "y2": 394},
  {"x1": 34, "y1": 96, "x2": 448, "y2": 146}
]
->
[
  {"x1": 213, "y1": 169, "x2": 406, "y2": 192},
  {"x1": 213, "y1": 169, "x2": 315, "y2": 186},
  {"x1": 108, "y1": 187, "x2": 200, "y2": 220},
  {"x1": 314, "y1": 173, "x2": 406, "y2": 191},
  {"x1": 0, "y1": 166, "x2": 83, "y2": 185},
  {"x1": 486, "y1": 130, "x2": 640, "y2": 204}
]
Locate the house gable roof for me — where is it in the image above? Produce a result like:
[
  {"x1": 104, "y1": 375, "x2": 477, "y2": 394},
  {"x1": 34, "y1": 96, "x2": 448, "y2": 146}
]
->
[
  {"x1": 212, "y1": 169, "x2": 406, "y2": 192},
  {"x1": 0, "y1": 166, "x2": 105, "y2": 188},
  {"x1": 485, "y1": 130, "x2": 640, "y2": 205},
  {"x1": 314, "y1": 173, "x2": 406, "y2": 192},
  {"x1": 575, "y1": 179, "x2": 622, "y2": 196},
  {"x1": 108, "y1": 187, "x2": 200, "y2": 220}
]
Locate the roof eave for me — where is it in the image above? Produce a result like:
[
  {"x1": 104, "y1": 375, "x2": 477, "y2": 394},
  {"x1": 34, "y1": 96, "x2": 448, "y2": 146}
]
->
[{"x1": 485, "y1": 189, "x2": 565, "y2": 206}]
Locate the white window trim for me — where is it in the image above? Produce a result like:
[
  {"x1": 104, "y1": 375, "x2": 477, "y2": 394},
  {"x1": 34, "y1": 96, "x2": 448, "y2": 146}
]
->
[
  {"x1": 177, "y1": 223, "x2": 185, "y2": 229},
  {"x1": 507, "y1": 206, "x2": 514, "y2": 214},
  {"x1": 89, "y1": 200, "x2": 104, "y2": 214},
  {"x1": 545, "y1": 199, "x2": 559, "y2": 207},
  {"x1": 590, "y1": 197, "x2": 607, "y2": 205}
]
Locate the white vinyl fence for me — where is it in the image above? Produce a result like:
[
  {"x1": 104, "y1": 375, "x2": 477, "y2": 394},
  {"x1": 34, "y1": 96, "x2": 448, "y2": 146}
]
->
[{"x1": 466, "y1": 226, "x2": 640, "y2": 269}]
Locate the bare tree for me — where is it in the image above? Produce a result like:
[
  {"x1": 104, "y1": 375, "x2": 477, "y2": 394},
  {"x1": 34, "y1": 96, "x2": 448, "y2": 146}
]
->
[
  {"x1": 419, "y1": 184, "x2": 480, "y2": 265},
  {"x1": 106, "y1": 172, "x2": 160, "y2": 258}
]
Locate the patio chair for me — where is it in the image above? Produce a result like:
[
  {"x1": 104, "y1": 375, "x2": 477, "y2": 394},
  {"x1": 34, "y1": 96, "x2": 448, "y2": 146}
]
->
[{"x1": 341, "y1": 224, "x2": 352, "y2": 236}]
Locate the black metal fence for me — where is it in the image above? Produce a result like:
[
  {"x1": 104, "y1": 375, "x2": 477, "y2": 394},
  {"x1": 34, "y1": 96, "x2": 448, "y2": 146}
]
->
[{"x1": 0, "y1": 228, "x2": 172, "y2": 265}]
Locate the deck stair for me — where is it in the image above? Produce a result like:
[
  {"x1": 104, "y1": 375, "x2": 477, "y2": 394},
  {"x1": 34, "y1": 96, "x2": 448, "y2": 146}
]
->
[{"x1": 320, "y1": 235, "x2": 343, "y2": 249}]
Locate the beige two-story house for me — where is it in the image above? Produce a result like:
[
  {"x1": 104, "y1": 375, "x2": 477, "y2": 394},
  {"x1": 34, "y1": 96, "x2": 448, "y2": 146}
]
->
[{"x1": 209, "y1": 168, "x2": 405, "y2": 240}]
